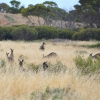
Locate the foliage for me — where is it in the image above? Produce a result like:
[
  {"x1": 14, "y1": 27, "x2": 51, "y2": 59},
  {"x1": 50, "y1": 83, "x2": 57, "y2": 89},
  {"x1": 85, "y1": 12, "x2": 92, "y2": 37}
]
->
[
  {"x1": 87, "y1": 42, "x2": 100, "y2": 48},
  {"x1": 0, "y1": 3, "x2": 10, "y2": 12},
  {"x1": 11, "y1": 25, "x2": 38, "y2": 41},
  {"x1": 74, "y1": 0, "x2": 100, "y2": 28},
  {"x1": 74, "y1": 55, "x2": 100, "y2": 74},
  {"x1": 59, "y1": 29, "x2": 74, "y2": 39},
  {"x1": 46, "y1": 61, "x2": 67, "y2": 74},
  {"x1": 28, "y1": 63, "x2": 40, "y2": 72},
  {"x1": 72, "y1": 28, "x2": 100, "y2": 41},
  {"x1": 21, "y1": 8, "x2": 28, "y2": 17},
  {"x1": 0, "y1": 26, "x2": 12, "y2": 40},
  {"x1": 35, "y1": 26, "x2": 59, "y2": 39},
  {"x1": 30, "y1": 86, "x2": 66, "y2": 100},
  {"x1": 0, "y1": 59, "x2": 6, "y2": 68},
  {"x1": 9, "y1": 0, "x2": 21, "y2": 13},
  {"x1": 43, "y1": 1, "x2": 58, "y2": 7}
]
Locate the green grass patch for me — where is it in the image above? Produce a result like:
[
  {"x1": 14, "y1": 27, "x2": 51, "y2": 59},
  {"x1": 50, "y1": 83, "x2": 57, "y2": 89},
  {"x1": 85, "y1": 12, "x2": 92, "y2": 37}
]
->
[
  {"x1": 86, "y1": 42, "x2": 100, "y2": 48},
  {"x1": 74, "y1": 55, "x2": 100, "y2": 74}
]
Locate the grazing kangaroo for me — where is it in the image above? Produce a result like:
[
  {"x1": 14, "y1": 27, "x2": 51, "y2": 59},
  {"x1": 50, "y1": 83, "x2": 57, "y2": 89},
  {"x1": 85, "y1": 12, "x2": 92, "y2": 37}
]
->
[
  {"x1": 43, "y1": 52, "x2": 58, "y2": 58},
  {"x1": 18, "y1": 59, "x2": 25, "y2": 71},
  {"x1": 90, "y1": 53, "x2": 100, "y2": 59},
  {"x1": 39, "y1": 42, "x2": 46, "y2": 51},
  {"x1": 43, "y1": 61, "x2": 48, "y2": 71},
  {"x1": 10, "y1": 48, "x2": 14, "y2": 61},
  {"x1": 6, "y1": 52, "x2": 11, "y2": 62}
]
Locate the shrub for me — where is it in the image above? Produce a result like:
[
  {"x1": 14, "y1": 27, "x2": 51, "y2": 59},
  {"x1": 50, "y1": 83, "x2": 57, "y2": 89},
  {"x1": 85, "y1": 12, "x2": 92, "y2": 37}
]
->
[
  {"x1": 74, "y1": 55, "x2": 100, "y2": 74},
  {"x1": 11, "y1": 25, "x2": 38, "y2": 41},
  {"x1": 59, "y1": 29, "x2": 74, "y2": 39},
  {"x1": 72, "y1": 28, "x2": 100, "y2": 41},
  {"x1": 30, "y1": 86, "x2": 65, "y2": 100},
  {"x1": 0, "y1": 26, "x2": 12, "y2": 40},
  {"x1": 35, "y1": 26, "x2": 59, "y2": 39},
  {"x1": 47, "y1": 61, "x2": 67, "y2": 74},
  {"x1": 87, "y1": 42, "x2": 100, "y2": 48}
]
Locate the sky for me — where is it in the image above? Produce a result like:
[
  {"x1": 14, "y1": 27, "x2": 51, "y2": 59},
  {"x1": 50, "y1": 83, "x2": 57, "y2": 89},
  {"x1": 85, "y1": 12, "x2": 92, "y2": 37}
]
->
[{"x1": 0, "y1": 0, "x2": 79, "y2": 11}]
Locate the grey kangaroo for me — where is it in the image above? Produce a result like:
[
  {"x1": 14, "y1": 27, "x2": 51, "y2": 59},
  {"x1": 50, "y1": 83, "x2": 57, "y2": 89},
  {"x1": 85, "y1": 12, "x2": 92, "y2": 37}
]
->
[
  {"x1": 90, "y1": 53, "x2": 100, "y2": 59},
  {"x1": 10, "y1": 48, "x2": 14, "y2": 61},
  {"x1": 39, "y1": 42, "x2": 46, "y2": 51},
  {"x1": 43, "y1": 52, "x2": 58, "y2": 58},
  {"x1": 43, "y1": 61, "x2": 48, "y2": 71}
]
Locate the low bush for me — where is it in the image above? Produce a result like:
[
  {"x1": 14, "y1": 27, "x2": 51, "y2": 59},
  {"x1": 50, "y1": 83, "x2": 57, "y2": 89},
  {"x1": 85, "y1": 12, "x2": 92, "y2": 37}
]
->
[
  {"x1": 86, "y1": 42, "x2": 100, "y2": 48},
  {"x1": 30, "y1": 86, "x2": 66, "y2": 100},
  {"x1": 74, "y1": 55, "x2": 100, "y2": 74},
  {"x1": 11, "y1": 25, "x2": 38, "y2": 41},
  {"x1": 35, "y1": 26, "x2": 59, "y2": 39},
  {"x1": 59, "y1": 29, "x2": 74, "y2": 39}
]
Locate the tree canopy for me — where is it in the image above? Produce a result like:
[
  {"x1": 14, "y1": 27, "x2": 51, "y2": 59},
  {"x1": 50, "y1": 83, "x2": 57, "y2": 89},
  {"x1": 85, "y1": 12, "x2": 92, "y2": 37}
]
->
[{"x1": 74, "y1": 0, "x2": 100, "y2": 28}]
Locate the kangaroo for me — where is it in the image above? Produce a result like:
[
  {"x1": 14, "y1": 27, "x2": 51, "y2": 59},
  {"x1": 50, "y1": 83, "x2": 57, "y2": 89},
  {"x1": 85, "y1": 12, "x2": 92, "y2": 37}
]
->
[
  {"x1": 10, "y1": 48, "x2": 14, "y2": 61},
  {"x1": 90, "y1": 53, "x2": 100, "y2": 59},
  {"x1": 43, "y1": 61, "x2": 48, "y2": 71},
  {"x1": 43, "y1": 52, "x2": 58, "y2": 58},
  {"x1": 39, "y1": 42, "x2": 46, "y2": 51},
  {"x1": 6, "y1": 52, "x2": 11, "y2": 62},
  {"x1": 18, "y1": 59, "x2": 25, "y2": 71}
]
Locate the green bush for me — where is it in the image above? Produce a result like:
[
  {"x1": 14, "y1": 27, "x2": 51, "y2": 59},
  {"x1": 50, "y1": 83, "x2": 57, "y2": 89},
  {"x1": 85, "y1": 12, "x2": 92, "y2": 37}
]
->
[
  {"x1": 30, "y1": 86, "x2": 65, "y2": 100},
  {"x1": 11, "y1": 25, "x2": 38, "y2": 41},
  {"x1": 74, "y1": 55, "x2": 100, "y2": 74},
  {"x1": 72, "y1": 28, "x2": 100, "y2": 41},
  {"x1": 87, "y1": 42, "x2": 100, "y2": 48},
  {"x1": 0, "y1": 26, "x2": 12, "y2": 40},
  {"x1": 47, "y1": 61, "x2": 67, "y2": 74},
  {"x1": 59, "y1": 29, "x2": 74, "y2": 39},
  {"x1": 35, "y1": 26, "x2": 59, "y2": 39}
]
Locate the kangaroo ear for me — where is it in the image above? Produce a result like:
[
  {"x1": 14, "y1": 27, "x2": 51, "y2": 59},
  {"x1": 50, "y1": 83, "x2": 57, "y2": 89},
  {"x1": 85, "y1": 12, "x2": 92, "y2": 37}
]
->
[
  {"x1": 22, "y1": 60, "x2": 24, "y2": 62},
  {"x1": 45, "y1": 61, "x2": 48, "y2": 63}
]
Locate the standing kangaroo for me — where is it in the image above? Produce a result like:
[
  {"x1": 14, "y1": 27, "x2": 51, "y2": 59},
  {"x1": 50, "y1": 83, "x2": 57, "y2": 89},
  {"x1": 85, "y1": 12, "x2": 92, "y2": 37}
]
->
[
  {"x1": 39, "y1": 42, "x2": 46, "y2": 51},
  {"x1": 10, "y1": 48, "x2": 14, "y2": 61},
  {"x1": 43, "y1": 52, "x2": 58, "y2": 58},
  {"x1": 90, "y1": 53, "x2": 100, "y2": 59},
  {"x1": 43, "y1": 61, "x2": 48, "y2": 71},
  {"x1": 18, "y1": 59, "x2": 25, "y2": 71},
  {"x1": 6, "y1": 52, "x2": 11, "y2": 62}
]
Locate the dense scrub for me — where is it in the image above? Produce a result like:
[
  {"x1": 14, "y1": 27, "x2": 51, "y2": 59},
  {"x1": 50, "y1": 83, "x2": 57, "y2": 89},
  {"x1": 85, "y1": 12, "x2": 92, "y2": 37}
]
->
[
  {"x1": 0, "y1": 25, "x2": 100, "y2": 41},
  {"x1": 74, "y1": 55, "x2": 100, "y2": 74}
]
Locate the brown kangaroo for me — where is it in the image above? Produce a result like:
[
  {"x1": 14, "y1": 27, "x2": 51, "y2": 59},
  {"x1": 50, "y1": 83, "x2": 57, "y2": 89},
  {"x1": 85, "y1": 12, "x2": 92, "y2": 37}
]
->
[
  {"x1": 6, "y1": 52, "x2": 11, "y2": 62},
  {"x1": 18, "y1": 59, "x2": 25, "y2": 71},
  {"x1": 43, "y1": 61, "x2": 48, "y2": 71},
  {"x1": 43, "y1": 52, "x2": 58, "y2": 58},
  {"x1": 10, "y1": 48, "x2": 14, "y2": 61},
  {"x1": 90, "y1": 53, "x2": 100, "y2": 59},
  {"x1": 39, "y1": 42, "x2": 46, "y2": 51}
]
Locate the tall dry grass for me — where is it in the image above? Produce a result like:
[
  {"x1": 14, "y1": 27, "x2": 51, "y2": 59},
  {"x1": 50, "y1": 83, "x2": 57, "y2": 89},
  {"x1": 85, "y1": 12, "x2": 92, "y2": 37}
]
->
[{"x1": 0, "y1": 40, "x2": 99, "y2": 100}]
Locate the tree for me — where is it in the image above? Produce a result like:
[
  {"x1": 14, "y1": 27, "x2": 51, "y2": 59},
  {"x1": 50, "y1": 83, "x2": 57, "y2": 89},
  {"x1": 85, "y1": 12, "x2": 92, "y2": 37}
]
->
[
  {"x1": 74, "y1": 0, "x2": 100, "y2": 28},
  {"x1": 21, "y1": 8, "x2": 28, "y2": 17},
  {"x1": 10, "y1": 0, "x2": 20, "y2": 8},
  {"x1": 0, "y1": 3, "x2": 10, "y2": 12},
  {"x1": 9, "y1": 0, "x2": 21, "y2": 13},
  {"x1": 43, "y1": 1, "x2": 58, "y2": 8}
]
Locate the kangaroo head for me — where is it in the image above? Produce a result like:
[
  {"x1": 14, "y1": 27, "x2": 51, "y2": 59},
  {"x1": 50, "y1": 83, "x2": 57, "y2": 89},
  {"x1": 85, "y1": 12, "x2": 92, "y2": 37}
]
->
[
  {"x1": 18, "y1": 59, "x2": 24, "y2": 67},
  {"x1": 43, "y1": 42, "x2": 46, "y2": 45},
  {"x1": 90, "y1": 53, "x2": 93, "y2": 57},
  {"x1": 10, "y1": 48, "x2": 14, "y2": 53},
  {"x1": 6, "y1": 52, "x2": 9, "y2": 56}
]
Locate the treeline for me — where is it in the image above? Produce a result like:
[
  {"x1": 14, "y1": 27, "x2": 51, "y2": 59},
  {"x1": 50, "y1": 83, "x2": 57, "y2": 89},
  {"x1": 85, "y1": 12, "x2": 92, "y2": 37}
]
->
[
  {"x1": 0, "y1": 1, "x2": 68, "y2": 21},
  {"x1": 0, "y1": 25, "x2": 100, "y2": 41}
]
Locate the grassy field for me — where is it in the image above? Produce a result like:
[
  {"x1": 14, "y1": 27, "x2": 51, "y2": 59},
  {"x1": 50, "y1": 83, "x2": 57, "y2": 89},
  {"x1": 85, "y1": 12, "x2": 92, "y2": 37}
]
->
[{"x1": 0, "y1": 40, "x2": 100, "y2": 100}]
